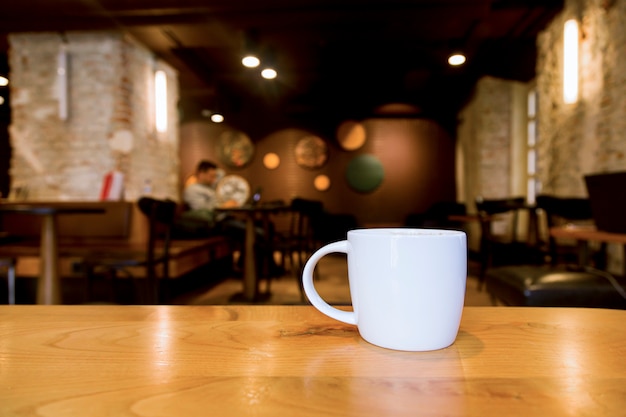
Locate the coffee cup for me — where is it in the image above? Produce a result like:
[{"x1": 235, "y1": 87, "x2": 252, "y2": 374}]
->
[{"x1": 302, "y1": 228, "x2": 467, "y2": 351}]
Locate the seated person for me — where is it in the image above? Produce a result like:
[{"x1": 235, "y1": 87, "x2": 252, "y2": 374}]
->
[
  {"x1": 182, "y1": 160, "x2": 238, "y2": 228},
  {"x1": 182, "y1": 160, "x2": 280, "y2": 276}
]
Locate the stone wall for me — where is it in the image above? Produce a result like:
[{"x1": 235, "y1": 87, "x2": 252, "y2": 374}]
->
[
  {"x1": 536, "y1": 0, "x2": 626, "y2": 196},
  {"x1": 7, "y1": 31, "x2": 179, "y2": 201}
]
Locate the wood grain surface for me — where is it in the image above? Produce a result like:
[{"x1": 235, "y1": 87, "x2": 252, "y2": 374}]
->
[{"x1": 1, "y1": 305, "x2": 625, "y2": 416}]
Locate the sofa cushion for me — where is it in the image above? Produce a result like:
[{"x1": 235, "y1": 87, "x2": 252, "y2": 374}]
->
[{"x1": 486, "y1": 265, "x2": 626, "y2": 309}]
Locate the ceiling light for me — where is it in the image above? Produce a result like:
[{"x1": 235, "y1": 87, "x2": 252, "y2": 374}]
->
[
  {"x1": 0, "y1": 76, "x2": 8, "y2": 86},
  {"x1": 210, "y1": 113, "x2": 224, "y2": 123},
  {"x1": 448, "y1": 54, "x2": 466, "y2": 66},
  {"x1": 242, "y1": 55, "x2": 260, "y2": 68},
  {"x1": 201, "y1": 109, "x2": 225, "y2": 123},
  {"x1": 0, "y1": 96, "x2": 4, "y2": 105},
  {"x1": 261, "y1": 68, "x2": 277, "y2": 79}
]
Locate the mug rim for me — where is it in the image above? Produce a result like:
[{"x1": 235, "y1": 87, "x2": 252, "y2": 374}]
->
[{"x1": 348, "y1": 227, "x2": 465, "y2": 237}]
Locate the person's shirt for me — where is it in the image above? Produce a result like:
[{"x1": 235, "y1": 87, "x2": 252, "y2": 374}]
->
[{"x1": 184, "y1": 182, "x2": 218, "y2": 211}]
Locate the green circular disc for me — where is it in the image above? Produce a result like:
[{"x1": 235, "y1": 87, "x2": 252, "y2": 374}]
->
[{"x1": 345, "y1": 154, "x2": 384, "y2": 193}]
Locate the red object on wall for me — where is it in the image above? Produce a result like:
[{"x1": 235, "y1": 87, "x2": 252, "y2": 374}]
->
[{"x1": 99, "y1": 171, "x2": 124, "y2": 201}]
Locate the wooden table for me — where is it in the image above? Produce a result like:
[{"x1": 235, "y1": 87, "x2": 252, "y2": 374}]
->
[
  {"x1": 1, "y1": 305, "x2": 625, "y2": 416},
  {"x1": 550, "y1": 225, "x2": 626, "y2": 275},
  {"x1": 0, "y1": 203, "x2": 105, "y2": 304},
  {"x1": 217, "y1": 203, "x2": 289, "y2": 302}
]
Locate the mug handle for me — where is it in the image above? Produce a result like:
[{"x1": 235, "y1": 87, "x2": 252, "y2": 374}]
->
[{"x1": 302, "y1": 240, "x2": 356, "y2": 325}]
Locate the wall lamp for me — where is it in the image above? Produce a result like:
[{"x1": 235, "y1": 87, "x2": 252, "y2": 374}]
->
[
  {"x1": 563, "y1": 19, "x2": 579, "y2": 104},
  {"x1": 57, "y1": 44, "x2": 69, "y2": 120},
  {"x1": 154, "y1": 70, "x2": 168, "y2": 132}
]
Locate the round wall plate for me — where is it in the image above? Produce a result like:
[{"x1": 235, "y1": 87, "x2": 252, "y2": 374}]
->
[
  {"x1": 295, "y1": 135, "x2": 328, "y2": 169},
  {"x1": 218, "y1": 131, "x2": 254, "y2": 168},
  {"x1": 345, "y1": 154, "x2": 384, "y2": 193},
  {"x1": 216, "y1": 175, "x2": 250, "y2": 206}
]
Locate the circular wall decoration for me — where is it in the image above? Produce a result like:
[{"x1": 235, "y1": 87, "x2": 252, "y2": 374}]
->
[
  {"x1": 216, "y1": 174, "x2": 250, "y2": 206},
  {"x1": 294, "y1": 135, "x2": 328, "y2": 169},
  {"x1": 314, "y1": 174, "x2": 331, "y2": 191},
  {"x1": 263, "y1": 152, "x2": 280, "y2": 169},
  {"x1": 337, "y1": 120, "x2": 366, "y2": 151},
  {"x1": 217, "y1": 130, "x2": 254, "y2": 168},
  {"x1": 346, "y1": 154, "x2": 384, "y2": 193}
]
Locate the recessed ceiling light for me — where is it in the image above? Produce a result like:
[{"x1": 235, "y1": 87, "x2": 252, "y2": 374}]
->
[
  {"x1": 448, "y1": 54, "x2": 466, "y2": 66},
  {"x1": 261, "y1": 68, "x2": 277, "y2": 79},
  {"x1": 242, "y1": 55, "x2": 260, "y2": 68},
  {"x1": 210, "y1": 113, "x2": 224, "y2": 123},
  {"x1": 0, "y1": 76, "x2": 8, "y2": 86}
]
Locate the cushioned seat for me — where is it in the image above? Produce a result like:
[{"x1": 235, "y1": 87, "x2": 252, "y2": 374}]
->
[{"x1": 486, "y1": 265, "x2": 626, "y2": 309}]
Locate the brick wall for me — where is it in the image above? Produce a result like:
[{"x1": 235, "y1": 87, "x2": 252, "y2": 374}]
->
[
  {"x1": 457, "y1": 76, "x2": 526, "y2": 205},
  {"x1": 457, "y1": 0, "x2": 626, "y2": 271},
  {"x1": 7, "y1": 31, "x2": 179, "y2": 201},
  {"x1": 536, "y1": 0, "x2": 626, "y2": 196}
]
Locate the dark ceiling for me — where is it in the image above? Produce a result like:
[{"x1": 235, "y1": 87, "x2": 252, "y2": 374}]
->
[{"x1": 0, "y1": 0, "x2": 563, "y2": 138}]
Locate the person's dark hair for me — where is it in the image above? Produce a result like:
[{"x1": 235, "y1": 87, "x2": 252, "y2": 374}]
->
[{"x1": 196, "y1": 160, "x2": 217, "y2": 173}]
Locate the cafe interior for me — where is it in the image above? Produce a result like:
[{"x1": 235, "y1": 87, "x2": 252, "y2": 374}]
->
[
  {"x1": 2, "y1": 1, "x2": 626, "y2": 416},
  {"x1": 0, "y1": 0, "x2": 625, "y2": 308}
]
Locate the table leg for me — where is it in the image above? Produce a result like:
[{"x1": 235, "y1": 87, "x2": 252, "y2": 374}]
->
[
  {"x1": 242, "y1": 215, "x2": 257, "y2": 301},
  {"x1": 622, "y1": 245, "x2": 626, "y2": 278},
  {"x1": 38, "y1": 214, "x2": 61, "y2": 305}
]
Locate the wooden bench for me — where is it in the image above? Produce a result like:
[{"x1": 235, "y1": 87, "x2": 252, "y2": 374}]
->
[{"x1": 0, "y1": 201, "x2": 235, "y2": 280}]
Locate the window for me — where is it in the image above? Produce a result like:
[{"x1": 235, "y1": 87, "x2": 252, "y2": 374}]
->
[{"x1": 526, "y1": 87, "x2": 539, "y2": 204}]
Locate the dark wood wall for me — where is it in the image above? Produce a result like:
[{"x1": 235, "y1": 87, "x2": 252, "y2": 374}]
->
[{"x1": 179, "y1": 117, "x2": 457, "y2": 227}]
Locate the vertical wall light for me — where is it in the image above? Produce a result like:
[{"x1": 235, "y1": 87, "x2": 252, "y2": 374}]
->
[
  {"x1": 563, "y1": 19, "x2": 579, "y2": 104},
  {"x1": 154, "y1": 70, "x2": 168, "y2": 132},
  {"x1": 57, "y1": 44, "x2": 69, "y2": 120}
]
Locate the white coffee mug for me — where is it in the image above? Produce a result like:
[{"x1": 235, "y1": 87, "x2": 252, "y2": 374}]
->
[{"x1": 302, "y1": 228, "x2": 467, "y2": 351}]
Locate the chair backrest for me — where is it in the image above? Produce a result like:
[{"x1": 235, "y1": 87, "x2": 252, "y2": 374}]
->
[
  {"x1": 535, "y1": 195, "x2": 594, "y2": 264},
  {"x1": 406, "y1": 201, "x2": 467, "y2": 229},
  {"x1": 535, "y1": 195, "x2": 593, "y2": 224},
  {"x1": 137, "y1": 197, "x2": 177, "y2": 272},
  {"x1": 289, "y1": 198, "x2": 324, "y2": 251},
  {"x1": 475, "y1": 196, "x2": 526, "y2": 242}
]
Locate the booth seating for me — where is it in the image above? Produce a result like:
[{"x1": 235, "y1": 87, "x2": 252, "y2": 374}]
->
[
  {"x1": 0, "y1": 200, "x2": 235, "y2": 304},
  {"x1": 485, "y1": 195, "x2": 626, "y2": 309}
]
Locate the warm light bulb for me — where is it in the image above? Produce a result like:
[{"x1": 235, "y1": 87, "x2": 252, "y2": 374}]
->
[
  {"x1": 448, "y1": 54, "x2": 466, "y2": 66},
  {"x1": 210, "y1": 113, "x2": 224, "y2": 123},
  {"x1": 242, "y1": 55, "x2": 260, "y2": 68},
  {"x1": 0, "y1": 76, "x2": 8, "y2": 86},
  {"x1": 261, "y1": 68, "x2": 277, "y2": 79}
]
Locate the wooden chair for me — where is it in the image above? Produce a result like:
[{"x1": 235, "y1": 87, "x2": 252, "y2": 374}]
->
[
  {"x1": 475, "y1": 196, "x2": 543, "y2": 288},
  {"x1": 405, "y1": 201, "x2": 467, "y2": 229},
  {"x1": 535, "y1": 194, "x2": 605, "y2": 267},
  {"x1": 0, "y1": 257, "x2": 15, "y2": 304},
  {"x1": 273, "y1": 198, "x2": 324, "y2": 299},
  {"x1": 82, "y1": 197, "x2": 177, "y2": 304},
  {"x1": 1, "y1": 226, "x2": 20, "y2": 304}
]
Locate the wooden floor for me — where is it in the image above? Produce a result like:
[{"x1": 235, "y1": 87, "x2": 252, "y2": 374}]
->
[{"x1": 172, "y1": 254, "x2": 494, "y2": 307}]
